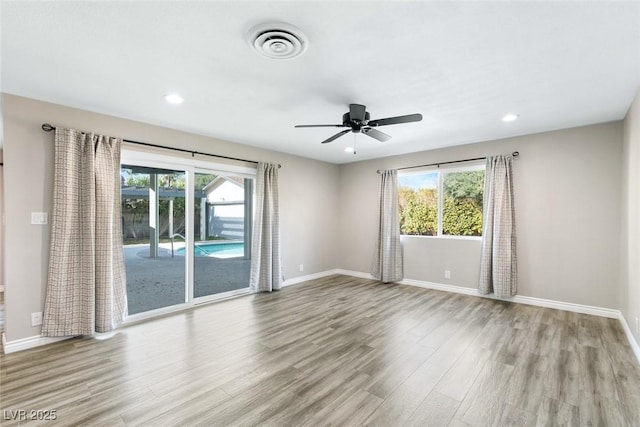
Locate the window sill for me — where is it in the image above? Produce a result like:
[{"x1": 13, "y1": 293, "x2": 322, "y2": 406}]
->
[{"x1": 400, "y1": 234, "x2": 482, "y2": 241}]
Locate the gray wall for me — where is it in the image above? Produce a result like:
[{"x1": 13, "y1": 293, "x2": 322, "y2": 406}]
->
[
  {"x1": 2, "y1": 94, "x2": 339, "y2": 342},
  {"x1": 1, "y1": 92, "x2": 632, "y2": 344},
  {"x1": 622, "y1": 89, "x2": 640, "y2": 344},
  {"x1": 0, "y1": 150, "x2": 4, "y2": 292},
  {"x1": 338, "y1": 122, "x2": 623, "y2": 309}
]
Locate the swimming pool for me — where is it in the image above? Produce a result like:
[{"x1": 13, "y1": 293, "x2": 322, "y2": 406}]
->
[{"x1": 176, "y1": 242, "x2": 244, "y2": 258}]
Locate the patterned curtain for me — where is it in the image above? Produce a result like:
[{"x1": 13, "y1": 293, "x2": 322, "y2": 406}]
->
[
  {"x1": 41, "y1": 128, "x2": 127, "y2": 336},
  {"x1": 371, "y1": 169, "x2": 403, "y2": 283},
  {"x1": 479, "y1": 155, "x2": 517, "y2": 298},
  {"x1": 250, "y1": 163, "x2": 282, "y2": 292}
]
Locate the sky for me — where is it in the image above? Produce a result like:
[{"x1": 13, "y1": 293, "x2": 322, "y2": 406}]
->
[{"x1": 398, "y1": 171, "x2": 438, "y2": 191}]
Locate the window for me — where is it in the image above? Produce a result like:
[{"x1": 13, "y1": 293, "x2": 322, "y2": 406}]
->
[
  {"x1": 398, "y1": 165, "x2": 485, "y2": 237},
  {"x1": 120, "y1": 148, "x2": 256, "y2": 321}
]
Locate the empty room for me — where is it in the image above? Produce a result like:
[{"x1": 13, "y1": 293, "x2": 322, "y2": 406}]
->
[{"x1": 1, "y1": 1, "x2": 639, "y2": 426}]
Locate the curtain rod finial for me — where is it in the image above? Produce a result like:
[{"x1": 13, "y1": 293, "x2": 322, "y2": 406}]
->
[
  {"x1": 513, "y1": 151, "x2": 519, "y2": 157},
  {"x1": 42, "y1": 123, "x2": 55, "y2": 132}
]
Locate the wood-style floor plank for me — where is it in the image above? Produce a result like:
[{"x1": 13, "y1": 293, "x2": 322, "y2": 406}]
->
[
  {"x1": 535, "y1": 396, "x2": 579, "y2": 427},
  {"x1": 403, "y1": 391, "x2": 459, "y2": 427},
  {"x1": 1, "y1": 274, "x2": 639, "y2": 426}
]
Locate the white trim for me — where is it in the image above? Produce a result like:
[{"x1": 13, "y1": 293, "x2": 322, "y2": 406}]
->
[
  {"x1": 437, "y1": 169, "x2": 443, "y2": 236},
  {"x1": 340, "y1": 270, "x2": 620, "y2": 319},
  {"x1": 121, "y1": 146, "x2": 257, "y2": 178},
  {"x1": 511, "y1": 295, "x2": 619, "y2": 319},
  {"x1": 618, "y1": 313, "x2": 640, "y2": 365},
  {"x1": 6, "y1": 271, "x2": 636, "y2": 364},
  {"x1": 403, "y1": 277, "x2": 619, "y2": 318},
  {"x1": 401, "y1": 234, "x2": 482, "y2": 242},
  {"x1": 3, "y1": 334, "x2": 72, "y2": 354},
  {"x1": 398, "y1": 164, "x2": 486, "y2": 239},
  {"x1": 399, "y1": 278, "x2": 478, "y2": 296},
  {"x1": 343, "y1": 271, "x2": 640, "y2": 361},
  {"x1": 283, "y1": 269, "x2": 341, "y2": 287},
  {"x1": 193, "y1": 287, "x2": 250, "y2": 305},
  {"x1": 123, "y1": 303, "x2": 192, "y2": 325},
  {"x1": 334, "y1": 269, "x2": 376, "y2": 280},
  {"x1": 186, "y1": 168, "x2": 195, "y2": 306},
  {"x1": 123, "y1": 287, "x2": 252, "y2": 326},
  {"x1": 120, "y1": 149, "x2": 256, "y2": 326}
]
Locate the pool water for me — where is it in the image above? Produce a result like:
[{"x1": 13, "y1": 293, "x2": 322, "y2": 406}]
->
[{"x1": 177, "y1": 242, "x2": 244, "y2": 257}]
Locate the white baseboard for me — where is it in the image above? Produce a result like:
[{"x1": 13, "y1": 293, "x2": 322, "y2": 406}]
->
[
  {"x1": 334, "y1": 269, "x2": 376, "y2": 280},
  {"x1": 283, "y1": 269, "x2": 341, "y2": 287},
  {"x1": 5, "y1": 271, "x2": 637, "y2": 366},
  {"x1": 511, "y1": 294, "x2": 619, "y2": 319},
  {"x1": 403, "y1": 275, "x2": 618, "y2": 318},
  {"x1": 400, "y1": 278, "x2": 618, "y2": 318},
  {"x1": 399, "y1": 278, "x2": 478, "y2": 296},
  {"x1": 338, "y1": 270, "x2": 640, "y2": 364},
  {"x1": 4, "y1": 273, "x2": 338, "y2": 354},
  {"x1": 3, "y1": 334, "x2": 72, "y2": 354},
  {"x1": 618, "y1": 313, "x2": 640, "y2": 364}
]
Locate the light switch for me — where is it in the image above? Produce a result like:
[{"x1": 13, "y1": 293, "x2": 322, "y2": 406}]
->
[{"x1": 31, "y1": 212, "x2": 48, "y2": 225}]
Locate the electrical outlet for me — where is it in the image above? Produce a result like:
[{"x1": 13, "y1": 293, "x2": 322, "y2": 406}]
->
[
  {"x1": 31, "y1": 212, "x2": 48, "y2": 225},
  {"x1": 31, "y1": 312, "x2": 43, "y2": 326},
  {"x1": 444, "y1": 270, "x2": 451, "y2": 279},
  {"x1": 299, "y1": 264, "x2": 304, "y2": 272}
]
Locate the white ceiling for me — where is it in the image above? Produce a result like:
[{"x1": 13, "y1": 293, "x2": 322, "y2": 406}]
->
[{"x1": 2, "y1": 1, "x2": 639, "y2": 164}]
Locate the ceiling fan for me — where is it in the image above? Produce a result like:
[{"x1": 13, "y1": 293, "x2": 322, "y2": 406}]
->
[{"x1": 295, "y1": 104, "x2": 423, "y2": 144}]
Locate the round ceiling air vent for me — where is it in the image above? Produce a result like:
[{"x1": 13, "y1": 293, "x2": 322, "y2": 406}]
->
[{"x1": 247, "y1": 23, "x2": 308, "y2": 60}]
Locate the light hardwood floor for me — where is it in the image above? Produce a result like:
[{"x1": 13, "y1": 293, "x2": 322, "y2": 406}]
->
[{"x1": 1, "y1": 275, "x2": 639, "y2": 426}]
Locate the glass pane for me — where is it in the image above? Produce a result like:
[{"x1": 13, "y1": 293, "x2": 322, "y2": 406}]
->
[
  {"x1": 121, "y1": 165, "x2": 186, "y2": 314},
  {"x1": 442, "y1": 170, "x2": 485, "y2": 236},
  {"x1": 398, "y1": 172, "x2": 438, "y2": 235},
  {"x1": 193, "y1": 173, "x2": 251, "y2": 298}
]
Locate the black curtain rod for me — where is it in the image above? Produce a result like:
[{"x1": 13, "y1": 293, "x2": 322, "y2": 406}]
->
[
  {"x1": 377, "y1": 151, "x2": 519, "y2": 173},
  {"x1": 41, "y1": 123, "x2": 281, "y2": 168}
]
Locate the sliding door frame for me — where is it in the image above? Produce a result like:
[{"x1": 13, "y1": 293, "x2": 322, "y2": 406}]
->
[
  {"x1": 121, "y1": 147, "x2": 256, "y2": 324},
  {"x1": 192, "y1": 167, "x2": 254, "y2": 305}
]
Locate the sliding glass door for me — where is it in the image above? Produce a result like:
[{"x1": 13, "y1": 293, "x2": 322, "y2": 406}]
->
[
  {"x1": 120, "y1": 151, "x2": 255, "y2": 318},
  {"x1": 121, "y1": 165, "x2": 187, "y2": 315},
  {"x1": 193, "y1": 171, "x2": 252, "y2": 300}
]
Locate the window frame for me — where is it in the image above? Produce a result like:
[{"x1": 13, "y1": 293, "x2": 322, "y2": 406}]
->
[
  {"x1": 398, "y1": 161, "x2": 485, "y2": 240},
  {"x1": 120, "y1": 147, "x2": 256, "y2": 324}
]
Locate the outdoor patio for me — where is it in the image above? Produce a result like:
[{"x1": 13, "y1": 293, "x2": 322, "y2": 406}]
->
[{"x1": 124, "y1": 245, "x2": 250, "y2": 314}]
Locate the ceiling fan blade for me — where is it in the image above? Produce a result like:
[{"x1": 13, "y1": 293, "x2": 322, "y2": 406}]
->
[
  {"x1": 349, "y1": 104, "x2": 367, "y2": 123},
  {"x1": 368, "y1": 113, "x2": 423, "y2": 127},
  {"x1": 321, "y1": 129, "x2": 351, "y2": 144},
  {"x1": 294, "y1": 124, "x2": 346, "y2": 128},
  {"x1": 362, "y1": 127, "x2": 392, "y2": 142}
]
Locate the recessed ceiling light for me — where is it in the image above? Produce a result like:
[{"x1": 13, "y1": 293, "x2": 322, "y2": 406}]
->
[
  {"x1": 344, "y1": 147, "x2": 355, "y2": 153},
  {"x1": 502, "y1": 113, "x2": 519, "y2": 122},
  {"x1": 164, "y1": 93, "x2": 184, "y2": 105}
]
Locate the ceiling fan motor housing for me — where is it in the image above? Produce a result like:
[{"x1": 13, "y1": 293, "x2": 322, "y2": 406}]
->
[
  {"x1": 294, "y1": 104, "x2": 422, "y2": 144},
  {"x1": 343, "y1": 112, "x2": 370, "y2": 130}
]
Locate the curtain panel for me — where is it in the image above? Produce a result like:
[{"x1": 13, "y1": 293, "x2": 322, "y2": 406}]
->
[
  {"x1": 250, "y1": 163, "x2": 282, "y2": 292},
  {"x1": 371, "y1": 169, "x2": 403, "y2": 283},
  {"x1": 478, "y1": 155, "x2": 517, "y2": 298},
  {"x1": 41, "y1": 128, "x2": 127, "y2": 336}
]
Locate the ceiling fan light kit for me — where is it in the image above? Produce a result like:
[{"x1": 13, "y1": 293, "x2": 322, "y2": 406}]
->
[
  {"x1": 295, "y1": 104, "x2": 423, "y2": 145},
  {"x1": 247, "y1": 22, "x2": 308, "y2": 60}
]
